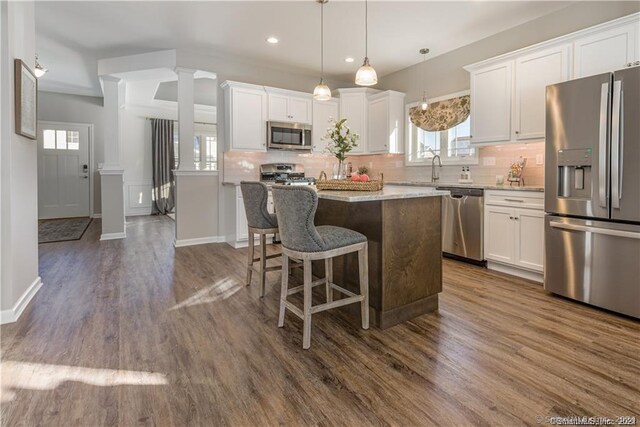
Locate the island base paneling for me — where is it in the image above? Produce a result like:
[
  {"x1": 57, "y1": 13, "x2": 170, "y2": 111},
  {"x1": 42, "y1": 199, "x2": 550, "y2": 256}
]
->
[{"x1": 314, "y1": 196, "x2": 442, "y2": 328}]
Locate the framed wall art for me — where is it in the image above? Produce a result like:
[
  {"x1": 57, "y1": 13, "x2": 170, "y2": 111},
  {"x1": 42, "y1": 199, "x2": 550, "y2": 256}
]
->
[{"x1": 14, "y1": 58, "x2": 37, "y2": 140}]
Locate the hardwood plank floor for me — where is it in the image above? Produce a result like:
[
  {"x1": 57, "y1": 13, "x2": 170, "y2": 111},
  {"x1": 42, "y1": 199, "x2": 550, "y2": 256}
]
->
[{"x1": 1, "y1": 216, "x2": 638, "y2": 426}]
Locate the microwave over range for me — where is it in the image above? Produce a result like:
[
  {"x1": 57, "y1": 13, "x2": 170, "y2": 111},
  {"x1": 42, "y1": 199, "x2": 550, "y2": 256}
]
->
[{"x1": 267, "y1": 121, "x2": 312, "y2": 151}]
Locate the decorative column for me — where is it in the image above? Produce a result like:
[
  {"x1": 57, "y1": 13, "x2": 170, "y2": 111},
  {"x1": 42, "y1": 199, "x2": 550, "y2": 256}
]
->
[
  {"x1": 98, "y1": 75, "x2": 126, "y2": 240},
  {"x1": 173, "y1": 68, "x2": 219, "y2": 247},
  {"x1": 176, "y1": 67, "x2": 196, "y2": 171}
]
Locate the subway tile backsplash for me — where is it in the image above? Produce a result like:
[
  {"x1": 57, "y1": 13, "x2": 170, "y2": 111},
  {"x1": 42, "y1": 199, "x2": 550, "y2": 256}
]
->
[{"x1": 223, "y1": 142, "x2": 545, "y2": 187}]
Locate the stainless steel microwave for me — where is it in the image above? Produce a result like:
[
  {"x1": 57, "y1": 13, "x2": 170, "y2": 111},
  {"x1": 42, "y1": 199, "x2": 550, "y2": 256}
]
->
[{"x1": 267, "y1": 121, "x2": 312, "y2": 151}]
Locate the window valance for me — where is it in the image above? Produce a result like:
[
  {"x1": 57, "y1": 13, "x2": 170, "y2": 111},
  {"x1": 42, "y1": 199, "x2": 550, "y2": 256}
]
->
[{"x1": 409, "y1": 95, "x2": 470, "y2": 132}]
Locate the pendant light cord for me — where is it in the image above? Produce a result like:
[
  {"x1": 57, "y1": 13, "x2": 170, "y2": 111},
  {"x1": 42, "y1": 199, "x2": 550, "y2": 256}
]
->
[
  {"x1": 365, "y1": 0, "x2": 368, "y2": 58},
  {"x1": 321, "y1": 0, "x2": 324, "y2": 81}
]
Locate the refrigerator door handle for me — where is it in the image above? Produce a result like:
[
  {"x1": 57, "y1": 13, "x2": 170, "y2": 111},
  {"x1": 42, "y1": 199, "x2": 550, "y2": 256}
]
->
[
  {"x1": 598, "y1": 82, "x2": 609, "y2": 208},
  {"x1": 550, "y1": 221, "x2": 640, "y2": 239},
  {"x1": 611, "y1": 80, "x2": 622, "y2": 209}
]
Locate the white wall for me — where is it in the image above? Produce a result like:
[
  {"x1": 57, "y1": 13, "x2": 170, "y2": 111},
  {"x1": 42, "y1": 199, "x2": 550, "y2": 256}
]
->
[{"x1": 1, "y1": 0, "x2": 41, "y2": 323}]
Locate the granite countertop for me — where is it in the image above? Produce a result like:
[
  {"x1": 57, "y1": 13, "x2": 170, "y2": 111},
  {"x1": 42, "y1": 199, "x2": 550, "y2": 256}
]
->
[
  {"x1": 386, "y1": 181, "x2": 545, "y2": 192},
  {"x1": 315, "y1": 185, "x2": 449, "y2": 202}
]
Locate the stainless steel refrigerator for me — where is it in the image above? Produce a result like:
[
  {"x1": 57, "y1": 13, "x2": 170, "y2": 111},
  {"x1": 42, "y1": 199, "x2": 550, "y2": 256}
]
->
[{"x1": 545, "y1": 67, "x2": 640, "y2": 319}]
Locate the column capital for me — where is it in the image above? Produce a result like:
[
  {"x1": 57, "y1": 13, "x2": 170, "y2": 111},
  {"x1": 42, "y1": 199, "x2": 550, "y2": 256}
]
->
[{"x1": 174, "y1": 67, "x2": 197, "y2": 75}]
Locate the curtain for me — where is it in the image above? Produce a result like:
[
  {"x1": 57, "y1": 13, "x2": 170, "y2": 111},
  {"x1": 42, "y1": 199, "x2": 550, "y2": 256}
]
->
[
  {"x1": 151, "y1": 119, "x2": 175, "y2": 215},
  {"x1": 410, "y1": 95, "x2": 470, "y2": 132}
]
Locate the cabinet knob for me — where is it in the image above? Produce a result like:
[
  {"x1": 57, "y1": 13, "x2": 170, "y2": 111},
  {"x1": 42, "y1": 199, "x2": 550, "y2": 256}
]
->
[{"x1": 515, "y1": 131, "x2": 519, "y2": 134}]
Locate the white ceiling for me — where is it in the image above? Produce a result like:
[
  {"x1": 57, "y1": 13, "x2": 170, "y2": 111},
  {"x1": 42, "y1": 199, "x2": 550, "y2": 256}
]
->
[{"x1": 36, "y1": 1, "x2": 572, "y2": 97}]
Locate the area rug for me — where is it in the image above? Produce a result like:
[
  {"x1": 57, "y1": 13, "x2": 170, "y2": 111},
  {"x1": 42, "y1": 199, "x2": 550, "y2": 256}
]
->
[{"x1": 38, "y1": 217, "x2": 92, "y2": 244}]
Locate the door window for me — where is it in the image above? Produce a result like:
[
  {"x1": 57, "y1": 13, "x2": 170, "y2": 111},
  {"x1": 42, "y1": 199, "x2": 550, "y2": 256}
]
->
[{"x1": 43, "y1": 129, "x2": 80, "y2": 151}]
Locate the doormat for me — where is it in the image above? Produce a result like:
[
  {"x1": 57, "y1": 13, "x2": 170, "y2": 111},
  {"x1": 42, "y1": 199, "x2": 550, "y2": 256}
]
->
[{"x1": 38, "y1": 217, "x2": 92, "y2": 244}]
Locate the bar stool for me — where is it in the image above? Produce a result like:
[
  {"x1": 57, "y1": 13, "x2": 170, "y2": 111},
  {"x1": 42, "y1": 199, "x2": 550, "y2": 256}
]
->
[
  {"x1": 271, "y1": 185, "x2": 369, "y2": 350},
  {"x1": 240, "y1": 181, "x2": 281, "y2": 297}
]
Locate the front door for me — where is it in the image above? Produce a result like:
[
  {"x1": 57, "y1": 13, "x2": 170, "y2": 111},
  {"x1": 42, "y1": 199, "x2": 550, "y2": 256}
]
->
[{"x1": 37, "y1": 123, "x2": 90, "y2": 219}]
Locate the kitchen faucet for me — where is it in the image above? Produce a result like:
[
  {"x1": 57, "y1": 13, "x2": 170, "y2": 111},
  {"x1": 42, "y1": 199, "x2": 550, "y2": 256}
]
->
[{"x1": 431, "y1": 154, "x2": 442, "y2": 183}]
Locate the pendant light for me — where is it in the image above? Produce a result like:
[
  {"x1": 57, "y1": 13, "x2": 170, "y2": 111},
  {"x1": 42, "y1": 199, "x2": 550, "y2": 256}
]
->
[
  {"x1": 355, "y1": 0, "x2": 377, "y2": 86},
  {"x1": 419, "y1": 48, "x2": 430, "y2": 110},
  {"x1": 313, "y1": 0, "x2": 331, "y2": 101}
]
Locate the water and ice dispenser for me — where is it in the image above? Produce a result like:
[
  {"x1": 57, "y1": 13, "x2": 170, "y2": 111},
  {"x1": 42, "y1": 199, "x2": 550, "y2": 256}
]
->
[{"x1": 556, "y1": 148, "x2": 593, "y2": 198}]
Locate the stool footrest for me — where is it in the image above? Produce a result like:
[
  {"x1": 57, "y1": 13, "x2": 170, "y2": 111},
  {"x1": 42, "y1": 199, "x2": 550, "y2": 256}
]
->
[
  {"x1": 330, "y1": 283, "x2": 357, "y2": 298},
  {"x1": 284, "y1": 301, "x2": 304, "y2": 319},
  {"x1": 311, "y1": 295, "x2": 364, "y2": 314},
  {"x1": 287, "y1": 279, "x2": 326, "y2": 295}
]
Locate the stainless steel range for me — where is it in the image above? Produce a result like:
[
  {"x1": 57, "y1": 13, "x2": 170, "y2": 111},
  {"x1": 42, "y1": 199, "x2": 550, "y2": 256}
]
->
[{"x1": 260, "y1": 163, "x2": 315, "y2": 185}]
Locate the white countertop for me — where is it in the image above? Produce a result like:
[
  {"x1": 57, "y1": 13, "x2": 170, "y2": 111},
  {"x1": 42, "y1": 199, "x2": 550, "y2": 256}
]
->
[
  {"x1": 386, "y1": 181, "x2": 544, "y2": 192},
  {"x1": 315, "y1": 185, "x2": 449, "y2": 202}
]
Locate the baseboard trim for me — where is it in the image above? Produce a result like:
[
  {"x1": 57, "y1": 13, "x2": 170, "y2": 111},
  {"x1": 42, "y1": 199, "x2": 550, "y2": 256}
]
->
[
  {"x1": 226, "y1": 237, "x2": 274, "y2": 249},
  {"x1": 92, "y1": 213, "x2": 102, "y2": 219},
  {"x1": 486, "y1": 261, "x2": 543, "y2": 283},
  {"x1": 100, "y1": 232, "x2": 126, "y2": 241},
  {"x1": 0, "y1": 276, "x2": 43, "y2": 325},
  {"x1": 174, "y1": 236, "x2": 226, "y2": 248}
]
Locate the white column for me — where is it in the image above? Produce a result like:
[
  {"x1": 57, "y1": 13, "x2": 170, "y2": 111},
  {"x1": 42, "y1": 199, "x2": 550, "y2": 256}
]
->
[
  {"x1": 98, "y1": 75, "x2": 126, "y2": 240},
  {"x1": 176, "y1": 67, "x2": 196, "y2": 171},
  {"x1": 100, "y1": 76, "x2": 124, "y2": 169}
]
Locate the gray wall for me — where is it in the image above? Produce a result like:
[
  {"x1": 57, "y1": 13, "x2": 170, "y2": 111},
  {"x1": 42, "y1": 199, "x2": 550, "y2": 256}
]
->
[
  {"x1": 379, "y1": 1, "x2": 640, "y2": 101},
  {"x1": 37, "y1": 91, "x2": 105, "y2": 214}
]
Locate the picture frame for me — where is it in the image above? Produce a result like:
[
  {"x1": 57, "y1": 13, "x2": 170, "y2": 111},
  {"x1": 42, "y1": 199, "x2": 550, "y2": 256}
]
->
[{"x1": 14, "y1": 58, "x2": 37, "y2": 140}]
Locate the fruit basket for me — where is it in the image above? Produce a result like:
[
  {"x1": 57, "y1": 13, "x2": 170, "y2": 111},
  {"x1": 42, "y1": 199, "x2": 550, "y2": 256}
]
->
[{"x1": 315, "y1": 171, "x2": 384, "y2": 191}]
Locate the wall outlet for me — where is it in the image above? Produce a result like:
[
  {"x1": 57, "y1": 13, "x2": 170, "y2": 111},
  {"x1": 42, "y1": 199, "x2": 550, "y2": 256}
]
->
[
  {"x1": 536, "y1": 154, "x2": 544, "y2": 165},
  {"x1": 483, "y1": 157, "x2": 496, "y2": 166}
]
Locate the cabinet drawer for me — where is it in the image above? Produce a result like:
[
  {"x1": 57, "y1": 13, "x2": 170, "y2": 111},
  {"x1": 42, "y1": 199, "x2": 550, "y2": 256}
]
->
[{"x1": 485, "y1": 190, "x2": 544, "y2": 209}]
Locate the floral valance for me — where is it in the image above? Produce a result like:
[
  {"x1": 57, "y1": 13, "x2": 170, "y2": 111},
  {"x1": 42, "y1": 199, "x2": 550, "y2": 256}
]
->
[{"x1": 409, "y1": 95, "x2": 470, "y2": 132}]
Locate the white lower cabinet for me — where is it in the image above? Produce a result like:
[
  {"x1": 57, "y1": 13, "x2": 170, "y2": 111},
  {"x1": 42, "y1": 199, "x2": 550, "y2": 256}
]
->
[{"x1": 484, "y1": 190, "x2": 545, "y2": 281}]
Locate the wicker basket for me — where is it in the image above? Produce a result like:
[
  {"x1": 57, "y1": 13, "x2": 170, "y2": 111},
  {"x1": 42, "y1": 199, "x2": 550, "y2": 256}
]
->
[{"x1": 315, "y1": 171, "x2": 384, "y2": 192}]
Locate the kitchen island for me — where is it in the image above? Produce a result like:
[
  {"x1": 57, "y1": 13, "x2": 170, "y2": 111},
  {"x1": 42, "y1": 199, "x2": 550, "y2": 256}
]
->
[{"x1": 314, "y1": 185, "x2": 449, "y2": 329}]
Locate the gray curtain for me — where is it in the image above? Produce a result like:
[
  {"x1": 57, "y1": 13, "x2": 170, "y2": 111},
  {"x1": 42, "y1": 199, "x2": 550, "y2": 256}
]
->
[{"x1": 151, "y1": 119, "x2": 175, "y2": 214}]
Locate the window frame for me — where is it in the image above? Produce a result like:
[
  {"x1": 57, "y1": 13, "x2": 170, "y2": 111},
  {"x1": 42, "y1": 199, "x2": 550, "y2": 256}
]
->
[{"x1": 404, "y1": 91, "x2": 478, "y2": 167}]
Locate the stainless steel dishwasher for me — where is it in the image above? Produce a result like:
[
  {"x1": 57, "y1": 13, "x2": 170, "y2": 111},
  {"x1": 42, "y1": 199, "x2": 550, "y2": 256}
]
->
[{"x1": 437, "y1": 187, "x2": 484, "y2": 263}]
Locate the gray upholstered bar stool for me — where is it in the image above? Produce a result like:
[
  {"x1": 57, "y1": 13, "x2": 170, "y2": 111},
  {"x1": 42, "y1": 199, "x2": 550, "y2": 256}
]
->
[
  {"x1": 240, "y1": 181, "x2": 281, "y2": 297},
  {"x1": 271, "y1": 185, "x2": 369, "y2": 350}
]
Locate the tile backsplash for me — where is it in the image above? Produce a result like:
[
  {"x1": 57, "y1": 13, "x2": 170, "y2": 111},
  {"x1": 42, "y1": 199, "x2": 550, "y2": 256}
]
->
[{"x1": 223, "y1": 142, "x2": 545, "y2": 187}]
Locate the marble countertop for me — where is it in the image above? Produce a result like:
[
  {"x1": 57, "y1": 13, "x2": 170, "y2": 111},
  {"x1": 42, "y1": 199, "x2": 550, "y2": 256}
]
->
[
  {"x1": 386, "y1": 181, "x2": 544, "y2": 192},
  {"x1": 315, "y1": 185, "x2": 449, "y2": 202}
]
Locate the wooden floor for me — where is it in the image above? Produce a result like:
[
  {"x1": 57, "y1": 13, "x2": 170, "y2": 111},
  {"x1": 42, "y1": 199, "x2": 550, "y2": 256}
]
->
[{"x1": 2, "y1": 216, "x2": 639, "y2": 426}]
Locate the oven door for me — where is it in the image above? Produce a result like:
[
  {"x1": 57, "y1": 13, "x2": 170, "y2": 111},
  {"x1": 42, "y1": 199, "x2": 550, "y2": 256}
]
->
[{"x1": 267, "y1": 122, "x2": 311, "y2": 151}]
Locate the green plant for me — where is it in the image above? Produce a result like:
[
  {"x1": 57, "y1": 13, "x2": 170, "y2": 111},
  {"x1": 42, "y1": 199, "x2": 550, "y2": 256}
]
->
[
  {"x1": 357, "y1": 166, "x2": 369, "y2": 175},
  {"x1": 324, "y1": 118, "x2": 359, "y2": 162}
]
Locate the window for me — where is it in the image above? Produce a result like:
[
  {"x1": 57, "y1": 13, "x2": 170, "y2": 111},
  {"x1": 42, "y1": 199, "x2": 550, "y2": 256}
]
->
[
  {"x1": 172, "y1": 125, "x2": 217, "y2": 171},
  {"x1": 406, "y1": 101, "x2": 477, "y2": 166},
  {"x1": 43, "y1": 129, "x2": 80, "y2": 150}
]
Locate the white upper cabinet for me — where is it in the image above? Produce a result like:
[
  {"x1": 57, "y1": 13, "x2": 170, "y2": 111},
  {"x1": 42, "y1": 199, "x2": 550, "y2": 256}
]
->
[
  {"x1": 222, "y1": 82, "x2": 267, "y2": 152},
  {"x1": 368, "y1": 91, "x2": 405, "y2": 154},
  {"x1": 573, "y1": 22, "x2": 639, "y2": 78},
  {"x1": 337, "y1": 89, "x2": 370, "y2": 154},
  {"x1": 470, "y1": 61, "x2": 513, "y2": 144},
  {"x1": 466, "y1": 13, "x2": 639, "y2": 146},
  {"x1": 266, "y1": 89, "x2": 312, "y2": 124},
  {"x1": 312, "y1": 99, "x2": 339, "y2": 154},
  {"x1": 514, "y1": 45, "x2": 571, "y2": 141}
]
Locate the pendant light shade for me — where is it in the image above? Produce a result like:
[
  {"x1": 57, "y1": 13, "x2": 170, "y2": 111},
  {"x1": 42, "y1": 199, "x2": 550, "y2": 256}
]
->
[
  {"x1": 314, "y1": 0, "x2": 331, "y2": 101},
  {"x1": 355, "y1": 57, "x2": 377, "y2": 86},
  {"x1": 34, "y1": 54, "x2": 48, "y2": 78},
  {"x1": 355, "y1": 0, "x2": 377, "y2": 86},
  {"x1": 313, "y1": 80, "x2": 332, "y2": 101}
]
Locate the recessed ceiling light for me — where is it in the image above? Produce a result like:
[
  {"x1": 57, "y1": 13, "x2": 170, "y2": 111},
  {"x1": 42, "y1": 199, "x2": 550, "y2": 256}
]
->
[
  {"x1": 266, "y1": 36, "x2": 279, "y2": 44},
  {"x1": 345, "y1": 57, "x2": 354, "y2": 63}
]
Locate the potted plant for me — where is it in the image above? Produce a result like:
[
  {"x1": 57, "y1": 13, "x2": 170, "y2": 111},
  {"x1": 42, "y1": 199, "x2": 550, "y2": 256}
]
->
[{"x1": 324, "y1": 118, "x2": 359, "y2": 179}]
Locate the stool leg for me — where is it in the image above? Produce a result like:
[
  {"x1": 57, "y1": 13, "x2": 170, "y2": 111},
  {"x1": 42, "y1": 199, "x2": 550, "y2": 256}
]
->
[
  {"x1": 302, "y1": 259, "x2": 313, "y2": 349},
  {"x1": 259, "y1": 233, "x2": 267, "y2": 297},
  {"x1": 278, "y1": 253, "x2": 289, "y2": 327},
  {"x1": 358, "y1": 244, "x2": 370, "y2": 330},
  {"x1": 246, "y1": 229, "x2": 254, "y2": 286},
  {"x1": 325, "y1": 258, "x2": 333, "y2": 303}
]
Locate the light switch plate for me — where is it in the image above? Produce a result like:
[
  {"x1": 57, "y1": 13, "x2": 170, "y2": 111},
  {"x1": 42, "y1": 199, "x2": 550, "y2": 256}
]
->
[
  {"x1": 536, "y1": 154, "x2": 544, "y2": 165},
  {"x1": 483, "y1": 157, "x2": 496, "y2": 166}
]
